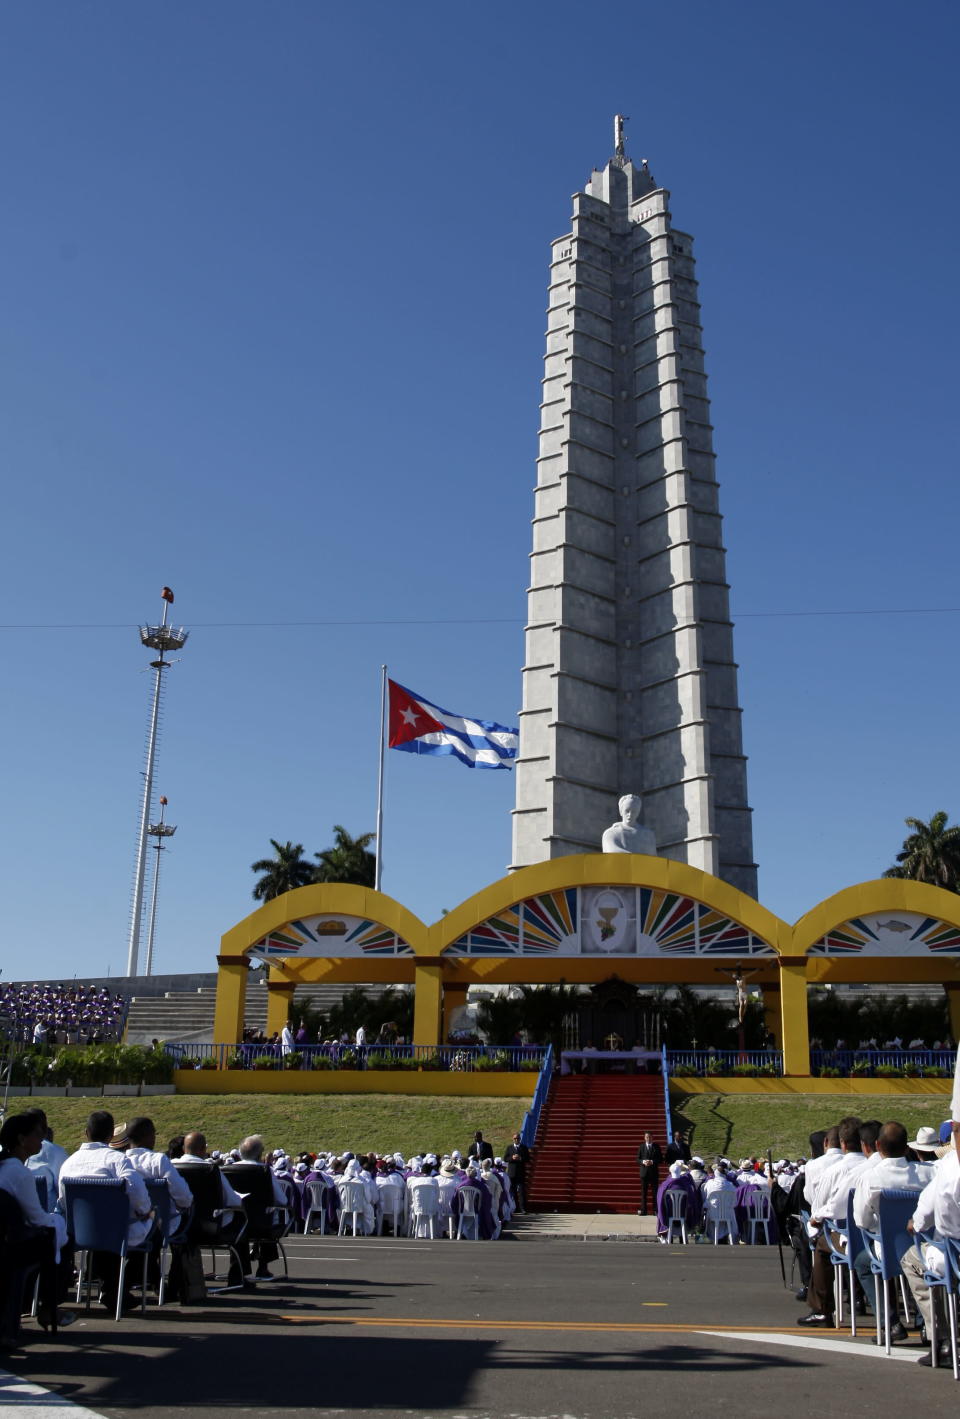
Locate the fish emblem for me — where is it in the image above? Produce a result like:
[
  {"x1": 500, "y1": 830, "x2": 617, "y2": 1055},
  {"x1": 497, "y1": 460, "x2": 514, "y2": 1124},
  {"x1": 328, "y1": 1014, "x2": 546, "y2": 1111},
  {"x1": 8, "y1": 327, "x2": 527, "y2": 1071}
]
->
[{"x1": 875, "y1": 919, "x2": 911, "y2": 933}]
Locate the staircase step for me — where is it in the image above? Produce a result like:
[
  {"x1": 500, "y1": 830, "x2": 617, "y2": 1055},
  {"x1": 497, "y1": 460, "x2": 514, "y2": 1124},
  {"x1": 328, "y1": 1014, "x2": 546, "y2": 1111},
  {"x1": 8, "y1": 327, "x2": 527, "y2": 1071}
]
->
[{"x1": 527, "y1": 1074, "x2": 670, "y2": 1214}]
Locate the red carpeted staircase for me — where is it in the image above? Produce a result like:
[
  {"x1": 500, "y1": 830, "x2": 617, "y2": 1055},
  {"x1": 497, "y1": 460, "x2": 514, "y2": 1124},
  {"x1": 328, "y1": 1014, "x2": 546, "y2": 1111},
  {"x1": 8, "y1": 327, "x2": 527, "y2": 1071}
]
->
[{"x1": 526, "y1": 1073, "x2": 669, "y2": 1213}]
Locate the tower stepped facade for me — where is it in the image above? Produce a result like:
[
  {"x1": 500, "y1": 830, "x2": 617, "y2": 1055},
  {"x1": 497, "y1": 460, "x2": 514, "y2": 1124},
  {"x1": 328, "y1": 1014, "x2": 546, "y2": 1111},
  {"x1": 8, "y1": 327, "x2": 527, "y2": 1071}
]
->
[{"x1": 512, "y1": 134, "x2": 756, "y2": 896}]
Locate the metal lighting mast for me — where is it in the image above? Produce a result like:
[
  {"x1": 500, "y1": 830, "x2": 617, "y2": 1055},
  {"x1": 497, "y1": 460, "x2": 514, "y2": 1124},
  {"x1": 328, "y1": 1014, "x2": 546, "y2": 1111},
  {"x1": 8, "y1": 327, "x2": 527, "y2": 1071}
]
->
[
  {"x1": 126, "y1": 588, "x2": 188, "y2": 977},
  {"x1": 144, "y1": 796, "x2": 176, "y2": 978}
]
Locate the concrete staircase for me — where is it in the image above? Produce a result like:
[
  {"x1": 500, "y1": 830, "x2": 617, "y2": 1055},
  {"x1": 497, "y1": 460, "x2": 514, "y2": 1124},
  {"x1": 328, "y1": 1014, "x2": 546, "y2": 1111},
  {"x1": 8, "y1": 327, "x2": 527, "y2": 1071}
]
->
[
  {"x1": 125, "y1": 982, "x2": 405, "y2": 1044},
  {"x1": 527, "y1": 1074, "x2": 668, "y2": 1214}
]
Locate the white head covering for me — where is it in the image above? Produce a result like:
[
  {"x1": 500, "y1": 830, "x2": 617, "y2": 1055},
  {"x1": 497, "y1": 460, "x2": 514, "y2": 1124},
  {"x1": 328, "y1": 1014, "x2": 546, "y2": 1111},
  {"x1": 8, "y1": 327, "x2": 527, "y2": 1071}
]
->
[{"x1": 668, "y1": 1161, "x2": 685, "y2": 1179}]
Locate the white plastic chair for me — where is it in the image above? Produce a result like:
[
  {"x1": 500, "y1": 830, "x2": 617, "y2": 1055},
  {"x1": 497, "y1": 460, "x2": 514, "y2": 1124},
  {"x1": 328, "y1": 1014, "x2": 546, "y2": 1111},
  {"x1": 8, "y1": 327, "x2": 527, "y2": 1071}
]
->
[
  {"x1": 747, "y1": 1189, "x2": 775, "y2": 1245},
  {"x1": 663, "y1": 1187, "x2": 688, "y2": 1244},
  {"x1": 377, "y1": 1183, "x2": 405, "y2": 1236},
  {"x1": 409, "y1": 1185, "x2": 439, "y2": 1239},
  {"x1": 704, "y1": 1189, "x2": 737, "y2": 1245},
  {"x1": 303, "y1": 1181, "x2": 331, "y2": 1235},
  {"x1": 337, "y1": 1180, "x2": 367, "y2": 1237},
  {"x1": 455, "y1": 1185, "x2": 482, "y2": 1241}
]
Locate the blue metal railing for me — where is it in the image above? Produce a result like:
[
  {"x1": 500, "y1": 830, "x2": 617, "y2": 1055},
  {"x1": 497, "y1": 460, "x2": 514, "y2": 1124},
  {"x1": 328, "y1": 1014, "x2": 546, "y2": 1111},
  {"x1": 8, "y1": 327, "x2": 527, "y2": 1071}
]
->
[
  {"x1": 165, "y1": 1041, "x2": 549, "y2": 1073},
  {"x1": 664, "y1": 1047, "x2": 957, "y2": 1078},
  {"x1": 661, "y1": 1043, "x2": 674, "y2": 1143},
  {"x1": 520, "y1": 1044, "x2": 554, "y2": 1148},
  {"x1": 665, "y1": 1049, "x2": 784, "y2": 1077},
  {"x1": 810, "y1": 1048, "x2": 956, "y2": 1077}
]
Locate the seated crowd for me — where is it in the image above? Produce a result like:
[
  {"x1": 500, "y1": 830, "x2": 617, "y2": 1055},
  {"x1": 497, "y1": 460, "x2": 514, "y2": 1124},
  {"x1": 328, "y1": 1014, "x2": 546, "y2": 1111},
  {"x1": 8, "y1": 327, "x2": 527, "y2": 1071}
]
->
[
  {"x1": 641, "y1": 1114, "x2": 960, "y2": 1369},
  {"x1": 0, "y1": 1114, "x2": 527, "y2": 1349},
  {"x1": 0, "y1": 982, "x2": 126, "y2": 1045},
  {"x1": 789, "y1": 1113, "x2": 959, "y2": 1366}
]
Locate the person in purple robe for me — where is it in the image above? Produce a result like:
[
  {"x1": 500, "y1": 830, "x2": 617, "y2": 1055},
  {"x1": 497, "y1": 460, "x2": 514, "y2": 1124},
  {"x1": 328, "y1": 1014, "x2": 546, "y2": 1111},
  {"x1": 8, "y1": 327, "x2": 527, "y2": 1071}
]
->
[
  {"x1": 655, "y1": 1162, "x2": 702, "y2": 1239},
  {"x1": 451, "y1": 1168, "x2": 497, "y2": 1239}
]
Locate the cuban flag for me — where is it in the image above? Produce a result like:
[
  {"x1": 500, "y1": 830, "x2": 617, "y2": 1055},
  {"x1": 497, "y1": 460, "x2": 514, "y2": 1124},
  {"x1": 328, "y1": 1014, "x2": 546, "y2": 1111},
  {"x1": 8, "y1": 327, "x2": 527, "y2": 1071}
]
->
[{"x1": 388, "y1": 679, "x2": 519, "y2": 770}]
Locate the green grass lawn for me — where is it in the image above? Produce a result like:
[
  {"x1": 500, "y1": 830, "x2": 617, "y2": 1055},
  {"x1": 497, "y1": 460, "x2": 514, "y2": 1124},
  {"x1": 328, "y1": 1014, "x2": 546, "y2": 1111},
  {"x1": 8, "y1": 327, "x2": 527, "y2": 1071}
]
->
[
  {"x1": 20, "y1": 1090, "x2": 951, "y2": 1167},
  {"x1": 27, "y1": 1095, "x2": 529, "y2": 1160},
  {"x1": 674, "y1": 1092, "x2": 952, "y2": 1160}
]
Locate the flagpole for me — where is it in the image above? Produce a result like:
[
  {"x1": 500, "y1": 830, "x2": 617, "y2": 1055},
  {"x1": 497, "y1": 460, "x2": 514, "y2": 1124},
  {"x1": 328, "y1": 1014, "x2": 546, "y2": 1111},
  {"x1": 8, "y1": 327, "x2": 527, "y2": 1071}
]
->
[{"x1": 375, "y1": 664, "x2": 387, "y2": 891}]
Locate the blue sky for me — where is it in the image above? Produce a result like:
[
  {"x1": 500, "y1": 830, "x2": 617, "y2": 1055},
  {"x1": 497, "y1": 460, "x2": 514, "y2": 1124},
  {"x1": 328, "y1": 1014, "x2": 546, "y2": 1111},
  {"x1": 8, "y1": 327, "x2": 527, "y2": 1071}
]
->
[{"x1": 1, "y1": 1, "x2": 958, "y2": 981}]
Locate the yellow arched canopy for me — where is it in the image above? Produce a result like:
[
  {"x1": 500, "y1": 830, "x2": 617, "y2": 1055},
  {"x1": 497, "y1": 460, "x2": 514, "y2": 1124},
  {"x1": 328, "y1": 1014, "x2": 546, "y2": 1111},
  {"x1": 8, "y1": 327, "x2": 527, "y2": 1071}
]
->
[{"x1": 213, "y1": 864, "x2": 960, "y2": 1071}]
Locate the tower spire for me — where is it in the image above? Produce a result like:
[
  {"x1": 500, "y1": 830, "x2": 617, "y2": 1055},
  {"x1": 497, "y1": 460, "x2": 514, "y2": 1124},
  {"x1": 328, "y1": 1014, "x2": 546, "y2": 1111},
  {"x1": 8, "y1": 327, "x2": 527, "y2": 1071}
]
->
[{"x1": 614, "y1": 113, "x2": 628, "y2": 160}]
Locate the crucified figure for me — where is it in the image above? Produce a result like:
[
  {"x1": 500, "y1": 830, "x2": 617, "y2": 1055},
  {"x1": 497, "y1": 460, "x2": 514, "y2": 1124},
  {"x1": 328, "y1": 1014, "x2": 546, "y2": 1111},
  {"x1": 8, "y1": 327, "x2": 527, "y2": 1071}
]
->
[{"x1": 716, "y1": 965, "x2": 761, "y2": 1024}]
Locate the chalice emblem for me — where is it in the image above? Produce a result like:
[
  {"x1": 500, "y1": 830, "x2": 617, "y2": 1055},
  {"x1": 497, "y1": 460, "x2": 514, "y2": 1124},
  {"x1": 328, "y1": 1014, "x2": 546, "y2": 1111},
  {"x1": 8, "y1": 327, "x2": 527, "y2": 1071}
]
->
[{"x1": 597, "y1": 905, "x2": 618, "y2": 942}]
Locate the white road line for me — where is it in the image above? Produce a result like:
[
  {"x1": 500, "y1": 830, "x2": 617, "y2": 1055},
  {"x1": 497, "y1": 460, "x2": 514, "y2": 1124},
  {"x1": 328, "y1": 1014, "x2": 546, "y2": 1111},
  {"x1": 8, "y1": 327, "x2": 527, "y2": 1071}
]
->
[
  {"x1": 698, "y1": 1330, "x2": 921, "y2": 1363},
  {"x1": 291, "y1": 1244, "x2": 439, "y2": 1253},
  {"x1": 0, "y1": 1368, "x2": 105, "y2": 1416}
]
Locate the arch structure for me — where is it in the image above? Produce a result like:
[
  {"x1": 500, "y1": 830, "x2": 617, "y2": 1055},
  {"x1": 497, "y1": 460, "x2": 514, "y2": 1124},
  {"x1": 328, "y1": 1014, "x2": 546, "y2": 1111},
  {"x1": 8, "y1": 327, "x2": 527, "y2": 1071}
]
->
[{"x1": 213, "y1": 860, "x2": 960, "y2": 1075}]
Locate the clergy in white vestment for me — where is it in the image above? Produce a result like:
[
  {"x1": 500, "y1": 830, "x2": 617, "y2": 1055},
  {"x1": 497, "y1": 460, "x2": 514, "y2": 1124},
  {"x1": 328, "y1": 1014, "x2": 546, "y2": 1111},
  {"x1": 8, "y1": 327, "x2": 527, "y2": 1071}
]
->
[
  {"x1": 339, "y1": 1159, "x2": 377, "y2": 1233},
  {"x1": 702, "y1": 1166, "x2": 738, "y2": 1241}
]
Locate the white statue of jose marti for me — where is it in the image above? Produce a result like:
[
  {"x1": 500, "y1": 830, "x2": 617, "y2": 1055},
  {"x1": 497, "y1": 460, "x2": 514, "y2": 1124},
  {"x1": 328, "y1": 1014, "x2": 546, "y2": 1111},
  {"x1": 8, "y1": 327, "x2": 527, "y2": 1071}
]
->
[{"x1": 601, "y1": 793, "x2": 657, "y2": 855}]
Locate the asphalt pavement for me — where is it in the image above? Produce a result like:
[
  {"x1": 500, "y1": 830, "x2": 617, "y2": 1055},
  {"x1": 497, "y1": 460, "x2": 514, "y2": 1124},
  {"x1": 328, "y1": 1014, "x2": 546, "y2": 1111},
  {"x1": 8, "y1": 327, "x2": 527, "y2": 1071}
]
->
[{"x1": 2, "y1": 1228, "x2": 953, "y2": 1419}]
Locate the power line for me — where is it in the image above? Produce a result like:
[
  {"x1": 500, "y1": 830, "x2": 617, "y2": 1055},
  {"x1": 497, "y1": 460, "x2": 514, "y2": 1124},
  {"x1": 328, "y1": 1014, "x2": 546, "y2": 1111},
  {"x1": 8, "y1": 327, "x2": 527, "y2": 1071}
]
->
[{"x1": 1, "y1": 606, "x2": 960, "y2": 631}]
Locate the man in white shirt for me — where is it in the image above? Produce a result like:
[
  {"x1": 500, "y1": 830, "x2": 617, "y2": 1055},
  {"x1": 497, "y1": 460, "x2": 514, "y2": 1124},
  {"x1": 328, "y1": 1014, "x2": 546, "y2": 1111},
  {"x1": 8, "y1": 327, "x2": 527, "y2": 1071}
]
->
[
  {"x1": 58, "y1": 1111, "x2": 153, "y2": 1244},
  {"x1": 123, "y1": 1118, "x2": 193, "y2": 1214},
  {"x1": 0, "y1": 1112, "x2": 74, "y2": 1337},
  {"x1": 854, "y1": 1123, "x2": 932, "y2": 1234},
  {"x1": 802, "y1": 1126, "x2": 843, "y2": 1206},
  {"x1": 58, "y1": 1110, "x2": 154, "y2": 1312},
  {"x1": 281, "y1": 1023, "x2": 294, "y2": 1056},
  {"x1": 811, "y1": 1130, "x2": 869, "y2": 1224},
  {"x1": 175, "y1": 1131, "x2": 245, "y2": 1217},
  {"x1": 226, "y1": 1135, "x2": 288, "y2": 1279},
  {"x1": 902, "y1": 1141, "x2": 960, "y2": 1363},
  {"x1": 22, "y1": 1108, "x2": 69, "y2": 1197},
  {"x1": 799, "y1": 1120, "x2": 869, "y2": 1326}
]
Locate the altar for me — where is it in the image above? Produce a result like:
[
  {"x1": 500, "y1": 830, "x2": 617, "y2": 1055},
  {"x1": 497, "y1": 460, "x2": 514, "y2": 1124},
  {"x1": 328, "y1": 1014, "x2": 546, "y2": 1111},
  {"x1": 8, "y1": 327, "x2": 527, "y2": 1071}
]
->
[{"x1": 560, "y1": 1048, "x2": 661, "y2": 1075}]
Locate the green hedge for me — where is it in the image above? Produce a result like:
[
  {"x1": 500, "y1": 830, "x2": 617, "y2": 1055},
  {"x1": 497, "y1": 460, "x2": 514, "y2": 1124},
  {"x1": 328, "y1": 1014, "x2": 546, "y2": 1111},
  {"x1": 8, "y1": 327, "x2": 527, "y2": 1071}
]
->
[{"x1": 10, "y1": 1044, "x2": 173, "y2": 1086}]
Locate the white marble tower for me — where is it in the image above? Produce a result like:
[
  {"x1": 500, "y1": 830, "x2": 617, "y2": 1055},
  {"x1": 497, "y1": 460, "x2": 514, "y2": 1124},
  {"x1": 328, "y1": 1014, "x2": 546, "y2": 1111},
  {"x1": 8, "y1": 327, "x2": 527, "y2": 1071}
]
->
[{"x1": 511, "y1": 121, "x2": 757, "y2": 896}]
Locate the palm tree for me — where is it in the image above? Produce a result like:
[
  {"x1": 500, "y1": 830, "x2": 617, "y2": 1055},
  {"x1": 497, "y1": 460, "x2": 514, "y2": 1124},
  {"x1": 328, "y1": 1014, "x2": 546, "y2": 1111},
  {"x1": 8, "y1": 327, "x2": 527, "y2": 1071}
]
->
[
  {"x1": 476, "y1": 992, "x2": 523, "y2": 1044},
  {"x1": 515, "y1": 983, "x2": 580, "y2": 1048},
  {"x1": 314, "y1": 825, "x2": 377, "y2": 887},
  {"x1": 883, "y1": 812, "x2": 960, "y2": 891},
  {"x1": 250, "y1": 840, "x2": 316, "y2": 901}
]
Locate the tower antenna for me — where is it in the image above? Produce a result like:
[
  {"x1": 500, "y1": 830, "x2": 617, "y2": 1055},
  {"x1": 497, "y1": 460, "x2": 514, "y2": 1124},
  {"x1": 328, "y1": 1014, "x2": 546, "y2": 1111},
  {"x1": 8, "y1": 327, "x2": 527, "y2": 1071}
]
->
[
  {"x1": 144, "y1": 795, "x2": 177, "y2": 977},
  {"x1": 126, "y1": 588, "x2": 188, "y2": 976},
  {"x1": 614, "y1": 113, "x2": 629, "y2": 160}
]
